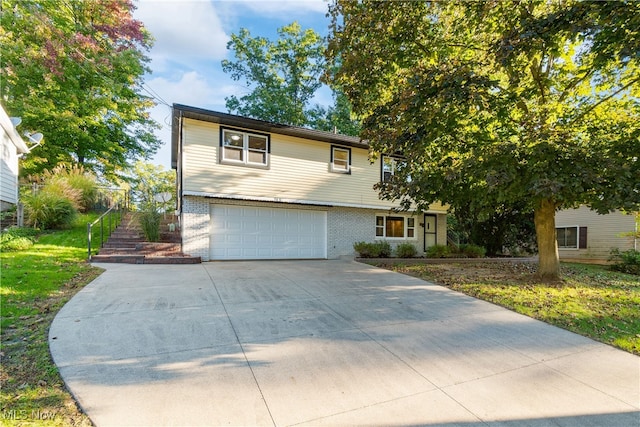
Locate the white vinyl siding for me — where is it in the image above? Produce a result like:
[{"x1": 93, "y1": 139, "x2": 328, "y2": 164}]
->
[
  {"x1": 556, "y1": 207, "x2": 636, "y2": 260},
  {"x1": 1, "y1": 132, "x2": 20, "y2": 207},
  {"x1": 181, "y1": 119, "x2": 446, "y2": 211}
]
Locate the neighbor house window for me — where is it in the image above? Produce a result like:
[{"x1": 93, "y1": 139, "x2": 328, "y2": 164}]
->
[
  {"x1": 375, "y1": 215, "x2": 416, "y2": 239},
  {"x1": 331, "y1": 146, "x2": 351, "y2": 173},
  {"x1": 220, "y1": 127, "x2": 269, "y2": 167},
  {"x1": 556, "y1": 226, "x2": 578, "y2": 248},
  {"x1": 556, "y1": 226, "x2": 587, "y2": 249}
]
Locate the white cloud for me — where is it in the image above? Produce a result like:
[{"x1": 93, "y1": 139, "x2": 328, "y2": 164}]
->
[
  {"x1": 134, "y1": 0, "x2": 229, "y2": 70},
  {"x1": 147, "y1": 71, "x2": 217, "y2": 107},
  {"x1": 232, "y1": 0, "x2": 328, "y2": 15},
  {"x1": 146, "y1": 70, "x2": 225, "y2": 168}
]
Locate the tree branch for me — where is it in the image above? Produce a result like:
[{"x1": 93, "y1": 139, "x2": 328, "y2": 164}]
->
[
  {"x1": 567, "y1": 75, "x2": 640, "y2": 126},
  {"x1": 558, "y1": 69, "x2": 594, "y2": 102}
]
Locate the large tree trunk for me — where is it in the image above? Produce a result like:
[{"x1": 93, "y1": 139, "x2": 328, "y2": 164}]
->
[{"x1": 534, "y1": 198, "x2": 560, "y2": 280}]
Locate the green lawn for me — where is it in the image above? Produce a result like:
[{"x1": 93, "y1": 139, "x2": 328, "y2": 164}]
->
[
  {"x1": 382, "y1": 261, "x2": 640, "y2": 355},
  {"x1": 1, "y1": 214, "x2": 104, "y2": 426}
]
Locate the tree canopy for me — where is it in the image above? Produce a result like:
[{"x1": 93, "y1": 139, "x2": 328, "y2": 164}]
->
[
  {"x1": 223, "y1": 21, "x2": 360, "y2": 135},
  {"x1": 124, "y1": 161, "x2": 175, "y2": 212},
  {"x1": 0, "y1": 0, "x2": 161, "y2": 177},
  {"x1": 328, "y1": 0, "x2": 640, "y2": 279}
]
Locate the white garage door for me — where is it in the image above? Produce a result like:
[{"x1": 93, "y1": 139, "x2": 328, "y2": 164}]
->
[{"x1": 210, "y1": 205, "x2": 327, "y2": 260}]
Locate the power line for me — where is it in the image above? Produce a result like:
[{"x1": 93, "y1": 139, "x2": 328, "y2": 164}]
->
[{"x1": 61, "y1": 42, "x2": 172, "y2": 109}]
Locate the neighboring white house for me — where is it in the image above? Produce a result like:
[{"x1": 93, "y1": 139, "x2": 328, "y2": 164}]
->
[
  {"x1": 555, "y1": 206, "x2": 638, "y2": 261},
  {"x1": 0, "y1": 104, "x2": 29, "y2": 212},
  {"x1": 171, "y1": 104, "x2": 448, "y2": 261}
]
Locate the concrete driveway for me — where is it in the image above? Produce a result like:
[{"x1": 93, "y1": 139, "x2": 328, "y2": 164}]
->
[{"x1": 49, "y1": 260, "x2": 639, "y2": 426}]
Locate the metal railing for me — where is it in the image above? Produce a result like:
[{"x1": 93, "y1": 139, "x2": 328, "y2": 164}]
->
[{"x1": 87, "y1": 204, "x2": 124, "y2": 261}]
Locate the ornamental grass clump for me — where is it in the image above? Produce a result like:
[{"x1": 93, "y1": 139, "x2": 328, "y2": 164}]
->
[
  {"x1": 23, "y1": 190, "x2": 77, "y2": 230},
  {"x1": 139, "y1": 208, "x2": 161, "y2": 242}
]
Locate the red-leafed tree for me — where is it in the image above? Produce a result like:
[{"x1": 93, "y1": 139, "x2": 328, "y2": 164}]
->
[{"x1": 0, "y1": 0, "x2": 160, "y2": 176}]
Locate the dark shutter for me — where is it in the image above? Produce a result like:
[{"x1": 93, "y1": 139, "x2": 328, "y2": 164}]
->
[{"x1": 579, "y1": 227, "x2": 588, "y2": 249}]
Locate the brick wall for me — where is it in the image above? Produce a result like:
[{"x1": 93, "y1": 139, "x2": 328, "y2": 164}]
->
[
  {"x1": 327, "y1": 207, "x2": 375, "y2": 258},
  {"x1": 181, "y1": 196, "x2": 210, "y2": 261}
]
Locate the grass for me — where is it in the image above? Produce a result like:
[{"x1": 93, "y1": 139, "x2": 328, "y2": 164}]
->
[
  {"x1": 1, "y1": 213, "x2": 105, "y2": 426},
  {"x1": 379, "y1": 261, "x2": 640, "y2": 355}
]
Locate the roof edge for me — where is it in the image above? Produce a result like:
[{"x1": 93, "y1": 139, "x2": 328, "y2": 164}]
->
[{"x1": 172, "y1": 103, "x2": 367, "y2": 148}]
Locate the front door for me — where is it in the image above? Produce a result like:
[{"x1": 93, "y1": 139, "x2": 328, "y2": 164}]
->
[{"x1": 424, "y1": 214, "x2": 437, "y2": 251}]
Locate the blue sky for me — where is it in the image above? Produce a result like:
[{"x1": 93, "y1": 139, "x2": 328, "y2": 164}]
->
[{"x1": 133, "y1": 0, "x2": 332, "y2": 169}]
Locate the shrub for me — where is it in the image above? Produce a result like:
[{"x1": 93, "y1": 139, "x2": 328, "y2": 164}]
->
[
  {"x1": 426, "y1": 244, "x2": 450, "y2": 258},
  {"x1": 459, "y1": 244, "x2": 486, "y2": 258},
  {"x1": 43, "y1": 164, "x2": 98, "y2": 212},
  {"x1": 0, "y1": 227, "x2": 38, "y2": 251},
  {"x1": 353, "y1": 241, "x2": 392, "y2": 258},
  {"x1": 373, "y1": 241, "x2": 392, "y2": 258},
  {"x1": 396, "y1": 243, "x2": 417, "y2": 258},
  {"x1": 609, "y1": 249, "x2": 640, "y2": 275},
  {"x1": 23, "y1": 191, "x2": 77, "y2": 230},
  {"x1": 139, "y1": 208, "x2": 161, "y2": 242},
  {"x1": 354, "y1": 241, "x2": 371, "y2": 257}
]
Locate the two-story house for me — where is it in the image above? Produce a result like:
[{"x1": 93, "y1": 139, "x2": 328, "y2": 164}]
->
[{"x1": 171, "y1": 104, "x2": 447, "y2": 261}]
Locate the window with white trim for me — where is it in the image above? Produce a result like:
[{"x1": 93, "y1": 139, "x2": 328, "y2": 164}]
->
[
  {"x1": 220, "y1": 127, "x2": 269, "y2": 167},
  {"x1": 556, "y1": 226, "x2": 587, "y2": 249},
  {"x1": 381, "y1": 155, "x2": 409, "y2": 182},
  {"x1": 375, "y1": 215, "x2": 416, "y2": 239},
  {"x1": 556, "y1": 226, "x2": 578, "y2": 248},
  {"x1": 382, "y1": 156, "x2": 397, "y2": 182},
  {"x1": 331, "y1": 145, "x2": 351, "y2": 173}
]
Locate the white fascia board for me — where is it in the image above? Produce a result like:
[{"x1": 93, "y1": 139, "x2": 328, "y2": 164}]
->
[{"x1": 0, "y1": 106, "x2": 29, "y2": 153}]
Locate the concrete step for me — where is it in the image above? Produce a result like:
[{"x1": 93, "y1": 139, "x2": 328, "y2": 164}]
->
[
  {"x1": 108, "y1": 235, "x2": 143, "y2": 242},
  {"x1": 91, "y1": 254, "x2": 201, "y2": 264},
  {"x1": 93, "y1": 211, "x2": 191, "y2": 264},
  {"x1": 98, "y1": 243, "x2": 182, "y2": 257},
  {"x1": 90, "y1": 254, "x2": 145, "y2": 264},
  {"x1": 97, "y1": 248, "x2": 138, "y2": 255},
  {"x1": 102, "y1": 241, "x2": 139, "y2": 249}
]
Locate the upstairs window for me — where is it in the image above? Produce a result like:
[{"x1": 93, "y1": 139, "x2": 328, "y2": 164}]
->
[
  {"x1": 220, "y1": 127, "x2": 269, "y2": 167},
  {"x1": 382, "y1": 156, "x2": 397, "y2": 182},
  {"x1": 382, "y1": 155, "x2": 409, "y2": 182},
  {"x1": 331, "y1": 146, "x2": 351, "y2": 173}
]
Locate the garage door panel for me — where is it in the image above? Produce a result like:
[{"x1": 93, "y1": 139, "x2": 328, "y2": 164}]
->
[{"x1": 211, "y1": 205, "x2": 327, "y2": 260}]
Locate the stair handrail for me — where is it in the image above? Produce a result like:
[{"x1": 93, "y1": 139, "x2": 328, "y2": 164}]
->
[{"x1": 87, "y1": 204, "x2": 124, "y2": 261}]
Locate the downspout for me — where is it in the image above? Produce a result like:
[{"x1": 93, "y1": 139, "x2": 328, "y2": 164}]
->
[{"x1": 177, "y1": 110, "x2": 184, "y2": 249}]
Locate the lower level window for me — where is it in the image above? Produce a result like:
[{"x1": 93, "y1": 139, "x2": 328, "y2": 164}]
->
[
  {"x1": 556, "y1": 226, "x2": 587, "y2": 249},
  {"x1": 376, "y1": 215, "x2": 415, "y2": 239},
  {"x1": 557, "y1": 227, "x2": 578, "y2": 248}
]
